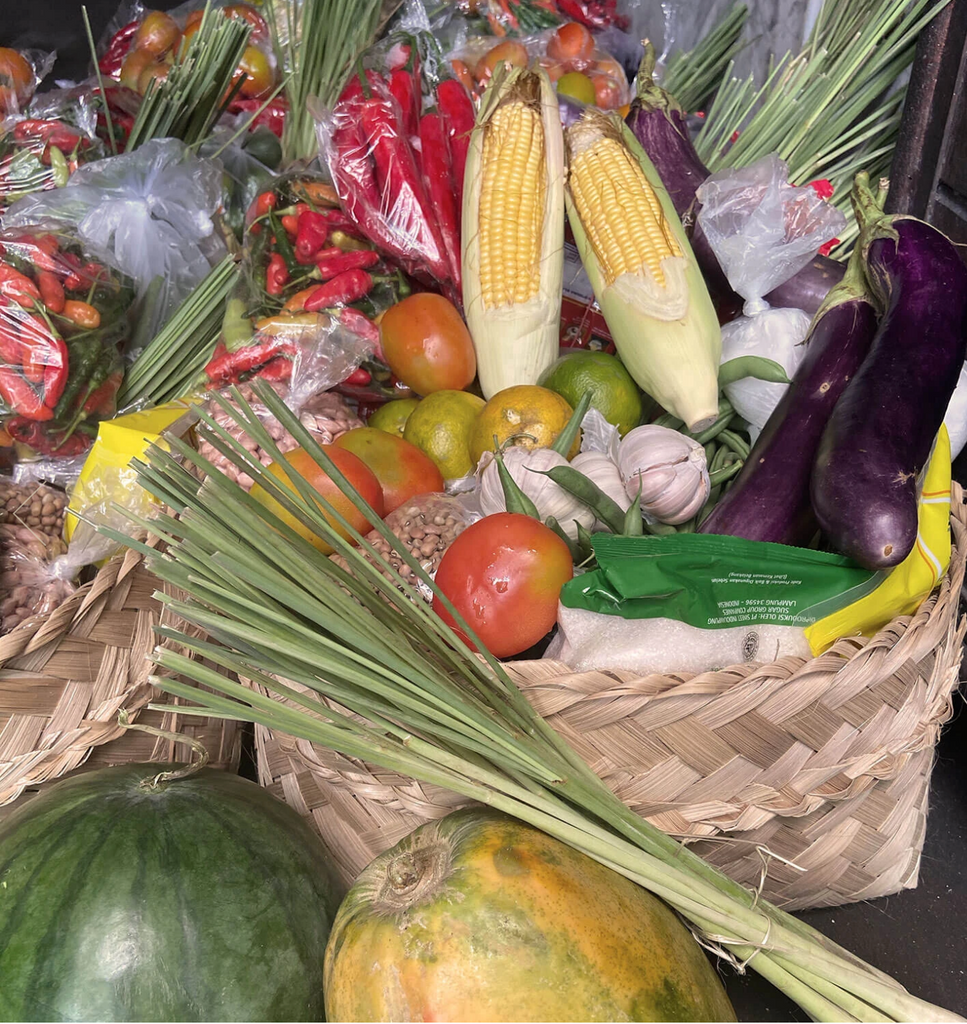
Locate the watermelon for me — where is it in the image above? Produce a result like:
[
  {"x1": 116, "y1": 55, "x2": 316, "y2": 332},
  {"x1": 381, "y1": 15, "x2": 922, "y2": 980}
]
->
[
  {"x1": 0, "y1": 764, "x2": 340, "y2": 1022},
  {"x1": 325, "y1": 809, "x2": 737, "y2": 1022}
]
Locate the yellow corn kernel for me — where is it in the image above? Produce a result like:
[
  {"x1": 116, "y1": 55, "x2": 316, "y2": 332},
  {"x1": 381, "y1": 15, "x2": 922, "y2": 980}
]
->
[
  {"x1": 568, "y1": 136, "x2": 681, "y2": 287},
  {"x1": 478, "y1": 99, "x2": 545, "y2": 309}
]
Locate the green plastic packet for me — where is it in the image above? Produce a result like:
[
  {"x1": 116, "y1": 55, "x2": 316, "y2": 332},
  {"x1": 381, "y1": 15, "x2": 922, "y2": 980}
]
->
[{"x1": 560, "y1": 533, "x2": 881, "y2": 629}]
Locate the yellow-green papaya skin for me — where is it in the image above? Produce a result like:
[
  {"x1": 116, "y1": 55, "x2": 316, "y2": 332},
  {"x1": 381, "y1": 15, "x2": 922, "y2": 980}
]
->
[{"x1": 324, "y1": 809, "x2": 736, "y2": 1022}]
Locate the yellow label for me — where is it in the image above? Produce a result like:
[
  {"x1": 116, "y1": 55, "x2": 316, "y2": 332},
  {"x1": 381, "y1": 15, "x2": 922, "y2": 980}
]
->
[{"x1": 804, "y1": 426, "x2": 952, "y2": 655}]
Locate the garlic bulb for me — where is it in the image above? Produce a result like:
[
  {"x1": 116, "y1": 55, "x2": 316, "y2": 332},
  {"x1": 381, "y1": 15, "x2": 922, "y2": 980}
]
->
[
  {"x1": 478, "y1": 447, "x2": 596, "y2": 540},
  {"x1": 570, "y1": 450, "x2": 629, "y2": 531},
  {"x1": 617, "y1": 424, "x2": 710, "y2": 525}
]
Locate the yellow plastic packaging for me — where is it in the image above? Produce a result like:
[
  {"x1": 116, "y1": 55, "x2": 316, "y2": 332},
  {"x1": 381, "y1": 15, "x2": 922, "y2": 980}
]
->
[
  {"x1": 804, "y1": 426, "x2": 952, "y2": 655},
  {"x1": 65, "y1": 401, "x2": 195, "y2": 544}
]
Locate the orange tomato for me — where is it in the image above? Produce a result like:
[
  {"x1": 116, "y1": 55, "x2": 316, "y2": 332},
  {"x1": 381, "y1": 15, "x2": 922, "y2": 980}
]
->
[
  {"x1": 133, "y1": 11, "x2": 182, "y2": 57},
  {"x1": 379, "y1": 294, "x2": 476, "y2": 396},
  {"x1": 474, "y1": 40, "x2": 529, "y2": 83},
  {"x1": 334, "y1": 427, "x2": 444, "y2": 513},
  {"x1": 547, "y1": 22, "x2": 595, "y2": 64},
  {"x1": 250, "y1": 446, "x2": 385, "y2": 555},
  {"x1": 223, "y1": 4, "x2": 270, "y2": 37},
  {"x1": 432, "y1": 513, "x2": 573, "y2": 658},
  {"x1": 119, "y1": 48, "x2": 157, "y2": 91},
  {"x1": 593, "y1": 75, "x2": 622, "y2": 110},
  {"x1": 593, "y1": 55, "x2": 625, "y2": 80},
  {"x1": 618, "y1": 102, "x2": 631, "y2": 120},
  {"x1": 0, "y1": 49, "x2": 34, "y2": 114},
  {"x1": 137, "y1": 61, "x2": 170, "y2": 95},
  {"x1": 233, "y1": 45, "x2": 276, "y2": 99}
]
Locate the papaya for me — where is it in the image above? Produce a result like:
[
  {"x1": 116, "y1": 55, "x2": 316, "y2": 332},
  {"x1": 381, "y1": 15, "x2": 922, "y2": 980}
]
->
[{"x1": 325, "y1": 810, "x2": 736, "y2": 1022}]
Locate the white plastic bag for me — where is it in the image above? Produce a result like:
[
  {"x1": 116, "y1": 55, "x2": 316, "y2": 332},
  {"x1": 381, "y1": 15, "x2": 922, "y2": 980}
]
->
[
  {"x1": 696, "y1": 153, "x2": 845, "y2": 439},
  {"x1": 944, "y1": 362, "x2": 967, "y2": 461},
  {"x1": 4, "y1": 138, "x2": 226, "y2": 341}
]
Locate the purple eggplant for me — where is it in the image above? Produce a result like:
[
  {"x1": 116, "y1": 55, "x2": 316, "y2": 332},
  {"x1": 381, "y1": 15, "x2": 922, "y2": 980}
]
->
[
  {"x1": 699, "y1": 244, "x2": 878, "y2": 545},
  {"x1": 811, "y1": 173, "x2": 967, "y2": 570},
  {"x1": 626, "y1": 46, "x2": 844, "y2": 320}
]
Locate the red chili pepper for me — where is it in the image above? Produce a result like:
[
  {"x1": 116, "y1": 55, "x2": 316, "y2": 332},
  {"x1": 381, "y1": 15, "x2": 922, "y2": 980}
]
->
[
  {"x1": 343, "y1": 366, "x2": 372, "y2": 387},
  {"x1": 12, "y1": 119, "x2": 62, "y2": 142},
  {"x1": 254, "y1": 356, "x2": 292, "y2": 382},
  {"x1": 82, "y1": 370, "x2": 122, "y2": 417},
  {"x1": 98, "y1": 20, "x2": 139, "y2": 77},
  {"x1": 295, "y1": 210, "x2": 330, "y2": 264},
  {"x1": 808, "y1": 178, "x2": 835, "y2": 201},
  {"x1": 227, "y1": 95, "x2": 288, "y2": 138},
  {"x1": 388, "y1": 67, "x2": 420, "y2": 142},
  {"x1": 6, "y1": 417, "x2": 91, "y2": 455},
  {"x1": 337, "y1": 69, "x2": 385, "y2": 107},
  {"x1": 281, "y1": 214, "x2": 299, "y2": 239},
  {"x1": 0, "y1": 367, "x2": 52, "y2": 421},
  {"x1": 436, "y1": 80, "x2": 475, "y2": 216},
  {"x1": 20, "y1": 315, "x2": 53, "y2": 385},
  {"x1": 36, "y1": 270, "x2": 65, "y2": 313},
  {"x1": 337, "y1": 307, "x2": 381, "y2": 351},
  {"x1": 358, "y1": 96, "x2": 450, "y2": 286},
  {"x1": 205, "y1": 338, "x2": 295, "y2": 383},
  {"x1": 304, "y1": 269, "x2": 373, "y2": 312},
  {"x1": 818, "y1": 237, "x2": 841, "y2": 257},
  {"x1": 0, "y1": 264, "x2": 40, "y2": 305},
  {"x1": 0, "y1": 319, "x2": 21, "y2": 367},
  {"x1": 266, "y1": 253, "x2": 290, "y2": 296},
  {"x1": 315, "y1": 248, "x2": 380, "y2": 280},
  {"x1": 419, "y1": 112, "x2": 462, "y2": 291},
  {"x1": 247, "y1": 191, "x2": 279, "y2": 234},
  {"x1": 43, "y1": 336, "x2": 69, "y2": 409}
]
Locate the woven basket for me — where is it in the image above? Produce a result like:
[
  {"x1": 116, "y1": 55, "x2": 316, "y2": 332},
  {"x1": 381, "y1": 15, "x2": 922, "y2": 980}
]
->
[
  {"x1": 257, "y1": 487, "x2": 967, "y2": 910},
  {"x1": 0, "y1": 545, "x2": 241, "y2": 811}
]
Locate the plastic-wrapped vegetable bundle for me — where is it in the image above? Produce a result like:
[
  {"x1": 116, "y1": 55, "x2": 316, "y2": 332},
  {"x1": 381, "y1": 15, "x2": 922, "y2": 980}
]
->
[
  {"x1": 696, "y1": 154, "x2": 845, "y2": 441},
  {"x1": 0, "y1": 48, "x2": 55, "y2": 118},
  {"x1": 0, "y1": 91, "x2": 104, "y2": 214},
  {"x1": 205, "y1": 174, "x2": 412, "y2": 407},
  {"x1": 0, "y1": 227, "x2": 134, "y2": 458}
]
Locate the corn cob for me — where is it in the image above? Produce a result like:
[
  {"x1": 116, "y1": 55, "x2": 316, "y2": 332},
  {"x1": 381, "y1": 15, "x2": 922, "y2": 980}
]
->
[
  {"x1": 463, "y1": 66, "x2": 564, "y2": 400},
  {"x1": 565, "y1": 111, "x2": 721, "y2": 431}
]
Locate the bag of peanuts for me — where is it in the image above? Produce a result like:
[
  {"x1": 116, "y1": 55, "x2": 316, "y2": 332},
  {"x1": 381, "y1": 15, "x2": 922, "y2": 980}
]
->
[
  {"x1": 197, "y1": 382, "x2": 364, "y2": 491},
  {"x1": 331, "y1": 492, "x2": 477, "y2": 602},
  {"x1": 0, "y1": 475, "x2": 75, "y2": 635}
]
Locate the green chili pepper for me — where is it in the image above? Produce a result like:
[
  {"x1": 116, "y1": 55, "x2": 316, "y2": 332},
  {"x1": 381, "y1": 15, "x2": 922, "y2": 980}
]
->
[
  {"x1": 222, "y1": 297, "x2": 254, "y2": 352},
  {"x1": 622, "y1": 490, "x2": 643, "y2": 536},
  {"x1": 48, "y1": 146, "x2": 70, "y2": 188},
  {"x1": 53, "y1": 338, "x2": 99, "y2": 420},
  {"x1": 538, "y1": 465, "x2": 626, "y2": 534},
  {"x1": 718, "y1": 355, "x2": 790, "y2": 388},
  {"x1": 551, "y1": 391, "x2": 592, "y2": 457},
  {"x1": 544, "y1": 515, "x2": 581, "y2": 562},
  {"x1": 494, "y1": 447, "x2": 540, "y2": 519},
  {"x1": 269, "y1": 209, "x2": 299, "y2": 276}
]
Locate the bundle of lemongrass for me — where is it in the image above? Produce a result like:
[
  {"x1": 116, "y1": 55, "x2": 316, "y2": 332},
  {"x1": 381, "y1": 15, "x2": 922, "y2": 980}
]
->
[
  {"x1": 117, "y1": 255, "x2": 240, "y2": 412},
  {"x1": 273, "y1": 0, "x2": 385, "y2": 165},
  {"x1": 103, "y1": 382, "x2": 963, "y2": 1024},
  {"x1": 661, "y1": 2, "x2": 749, "y2": 115},
  {"x1": 694, "y1": 0, "x2": 948, "y2": 252}
]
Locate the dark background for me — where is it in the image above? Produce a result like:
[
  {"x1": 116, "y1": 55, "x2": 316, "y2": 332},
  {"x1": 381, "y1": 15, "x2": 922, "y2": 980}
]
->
[{"x1": 5, "y1": 2, "x2": 967, "y2": 1019}]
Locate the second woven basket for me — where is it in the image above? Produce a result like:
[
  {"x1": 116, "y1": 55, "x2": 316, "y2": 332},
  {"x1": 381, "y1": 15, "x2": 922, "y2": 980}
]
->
[{"x1": 257, "y1": 489, "x2": 967, "y2": 910}]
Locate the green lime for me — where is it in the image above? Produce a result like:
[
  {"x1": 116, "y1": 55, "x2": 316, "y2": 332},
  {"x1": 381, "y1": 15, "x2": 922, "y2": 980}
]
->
[
  {"x1": 557, "y1": 71, "x2": 596, "y2": 106},
  {"x1": 367, "y1": 398, "x2": 420, "y2": 438},
  {"x1": 403, "y1": 390, "x2": 486, "y2": 479},
  {"x1": 538, "y1": 350, "x2": 643, "y2": 436}
]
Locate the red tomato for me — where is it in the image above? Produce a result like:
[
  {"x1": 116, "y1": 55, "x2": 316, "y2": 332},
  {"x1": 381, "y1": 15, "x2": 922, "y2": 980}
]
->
[
  {"x1": 233, "y1": 45, "x2": 276, "y2": 99},
  {"x1": 547, "y1": 22, "x2": 595, "y2": 64},
  {"x1": 0, "y1": 49, "x2": 34, "y2": 114},
  {"x1": 133, "y1": 11, "x2": 182, "y2": 57},
  {"x1": 250, "y1": 446, "x2": 384, "y2": 556},
  {"x1": 379, "y1": 293, "x2": 476, "y2": 396},
  {"x1": 432, "y1": 513, "x2": 573, "y2": 658}
]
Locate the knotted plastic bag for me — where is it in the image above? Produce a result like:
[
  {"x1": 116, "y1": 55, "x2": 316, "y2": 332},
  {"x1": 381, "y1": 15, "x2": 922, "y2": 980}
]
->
[
  {"x1": 696, "y1": 154, "x2": 845, "y2": 440},
  {"x1": 5, "y1": 138, "x2": 226, "y2": 342}
]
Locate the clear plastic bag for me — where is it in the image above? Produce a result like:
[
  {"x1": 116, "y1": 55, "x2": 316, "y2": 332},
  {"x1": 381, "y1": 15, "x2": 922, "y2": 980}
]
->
[
  {"x1": 197, "y1": 382, "x2": 364, "y2": 491},
  {"x1": 696, "y1": 153, "x2": 845, "y2": 439},
  {"x1": 0, "y1": 226, "x2": 133, "y2": 458},
  {"x1": 206, "y1": 173, "x2": 407, "y2": 405},
  {"x1": 0, "y1": 91, "x2": 104, "y2": 214},
  {"x1": 0, "y1": 521, "x2": 74, "y2": 635},
  {"x1": 316, "y1": 76, "x2": 459, "y2": 298},
  {"x1": 331, "y1": 491, "x2": 476, "y2": 601},
  {"x1": 4, "y1": 138, "x2": 227, "y2": 343},
  {"x1": 0, "y1": 49, "x2": 56, "y2": 119}
]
